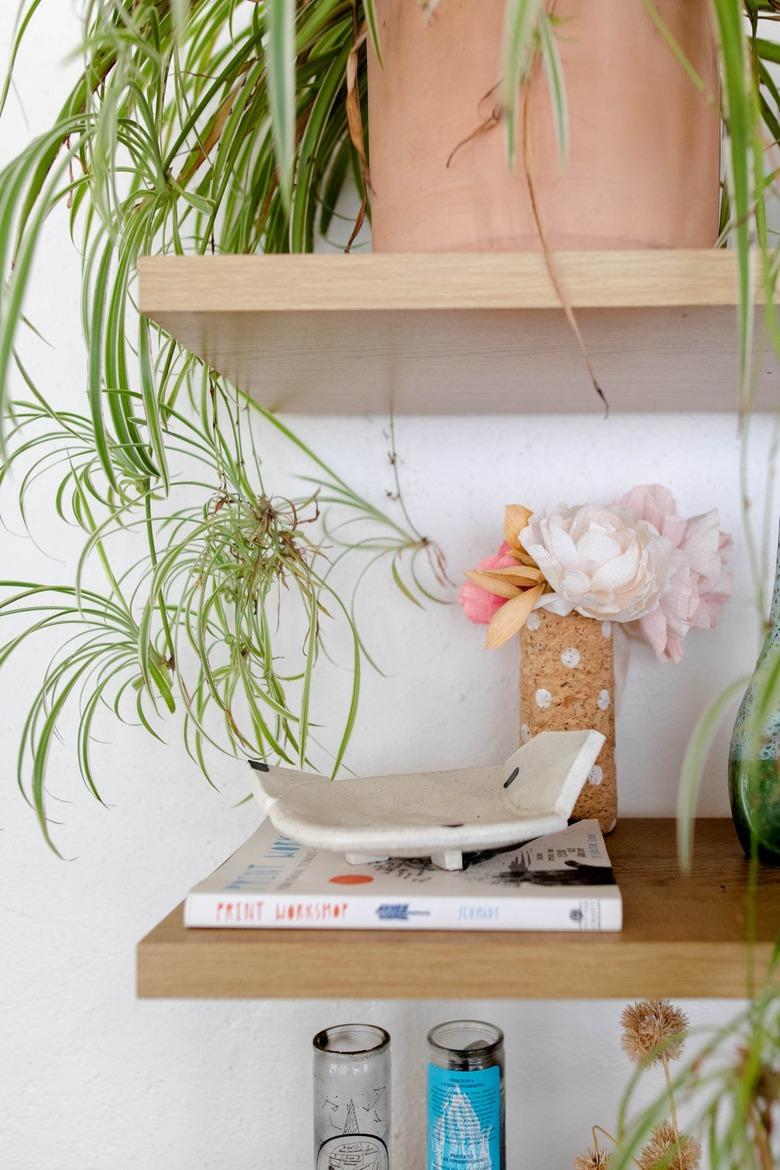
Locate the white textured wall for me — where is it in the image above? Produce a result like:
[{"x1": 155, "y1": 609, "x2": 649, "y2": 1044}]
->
[{"x1": 0, "y1": 8, "x2": 768, "y2": 1169}]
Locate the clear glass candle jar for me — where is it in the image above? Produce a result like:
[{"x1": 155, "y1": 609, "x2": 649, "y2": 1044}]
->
[
  {"x1": 427, "y1": 1020, "x2": 505, "y2": 1170},
  {"x1": 313, "y1": 1023, "x2": 391, "y2": 1169}
]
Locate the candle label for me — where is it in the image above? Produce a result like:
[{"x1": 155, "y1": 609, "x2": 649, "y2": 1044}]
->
[
  {"x1": 314, "y1": 1087, "x2": 390, "y2": 1170},
  {"x1": 427, "y1": 1065, "x2": 501, "y2": 1170},
  {"x1": 316, "y1": 1135, "x2": 389, "y2": 1169}
]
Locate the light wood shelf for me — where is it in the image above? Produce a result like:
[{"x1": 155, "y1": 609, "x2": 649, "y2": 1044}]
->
[
  {"x1": 137, "y1": 819, "x2": 780, "y2": 1000},
  {"x1": 139, "y1": 250, "x2": 778, "y2": 414}
]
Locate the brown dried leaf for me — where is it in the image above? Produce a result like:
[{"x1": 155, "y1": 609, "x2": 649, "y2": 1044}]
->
[
  {"x1": 176, "y1": 68, "x2": 249, "y2": 186},
  {"x1": 346, "y1": 28, "x2": 370, "y2": 185},
  {"x1": 344, "y1": 198, "x2": 367, "y2": 253}
]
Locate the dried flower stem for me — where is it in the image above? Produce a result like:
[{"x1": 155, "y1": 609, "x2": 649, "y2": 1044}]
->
[
  {"x1": 591, "y1": 1124, "x2": 644, "y2": 1170},
  {"x1": 520, "y1": 62, "x2": 608, "y2": 415},
  {"x1": 661, "y1": 1055, "x2": 683, "y2": 1165}
]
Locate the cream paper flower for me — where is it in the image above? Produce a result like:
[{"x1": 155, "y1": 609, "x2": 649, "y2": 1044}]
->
[{"x1": 520, "y1": 504, "x2": 674, "y2": 623}]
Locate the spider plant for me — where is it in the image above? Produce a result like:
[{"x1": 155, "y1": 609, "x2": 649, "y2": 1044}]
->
[
  {"x1": 0, "y1": 0, "x2": 448, "y2": 848},
  {"x1": 0, "y1": 0, "x2": 778, "y2": 852}
]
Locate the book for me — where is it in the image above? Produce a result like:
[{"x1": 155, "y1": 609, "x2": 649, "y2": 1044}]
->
[{"x1": 184, "y1": 818, "x2": 622, "y2": 932}]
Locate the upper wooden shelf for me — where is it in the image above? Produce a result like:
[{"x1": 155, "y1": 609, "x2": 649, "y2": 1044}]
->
[
  {"x1": 139, "y1": 250, "x2": 777, "y2": 414},
  {"x1": 137, "y1": 819, "x2": 780, "y2": 1000}
]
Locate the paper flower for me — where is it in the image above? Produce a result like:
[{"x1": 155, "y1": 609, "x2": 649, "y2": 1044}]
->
[
  {"x1": 459, "y1": 489, "x2": 731, "y2": 660},
  {"x1": 458, "y1": 507, "x2": 549, "y2": 648},
  {"x1": 620, "y1": 999, "x2": 689, "y2": 1066},
  {"x1": 619, "y1": 485, "x2": 732, "y2": 662},
  {"x1": 520, "y1": 504, "x2": 673, "y2": 623},
  {"x1": 457, "y1": 544, "x2": 518, "y2": 624},
  {"x1": 638, "y1": 1122, "x2": 701, "y2": 1170}
]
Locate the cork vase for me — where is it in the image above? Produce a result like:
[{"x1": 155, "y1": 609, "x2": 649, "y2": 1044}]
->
[
  {"x1": 520, "y1": 610, "x2": 617, "y2": 833},
  {"x1": 367, "y1": 0, "x2": 720, "y2": 253}
]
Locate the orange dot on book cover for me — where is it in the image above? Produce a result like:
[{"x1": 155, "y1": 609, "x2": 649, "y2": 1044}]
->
[{"x1": 329, "y1": 873, "x2": 374, "y2": 885}]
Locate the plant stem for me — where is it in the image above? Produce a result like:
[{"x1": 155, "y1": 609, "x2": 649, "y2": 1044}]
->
[
  {"x1": 519, "y1": 32, "x2": 608, "y2": 415},
  {"x1": 661, "y1": 1054, "x2": 683, "y2": 1163},
  {"x1": 591, "y1": 1124, "x2": 644, "y2": 1170}
]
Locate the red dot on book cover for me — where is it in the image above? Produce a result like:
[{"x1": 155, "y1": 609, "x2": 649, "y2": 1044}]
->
[{"x1": 329, "y1": 874, "x2": 374, "y2": 885}]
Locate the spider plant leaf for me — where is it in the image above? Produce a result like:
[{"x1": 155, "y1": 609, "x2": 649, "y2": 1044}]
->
[
  {"x1": 391, "y1": 554, "x2": 424, "y2": 608},
  {"x1": 0, "y1": 0, "x2": 46, "y2": 118},
  {"x1": 318, "y1": 127, "x2": 353, "y2": 237},
  {"x1": 363, "y1": 0, "x2": 383, "y2": 65},
  {"x1": 138, "y1": 315, "x2": 169, "y2": 491},
  {"x1": 677, "y1": 676, "x2": 748, "y2": 872},
  {"x1": 754, "y1": 35, "x2": 780, "y2": 65},
  {"x1": 639, "y1": 0, "x2": 711, "y2": 94},
  {"x1": 87, "y1": 241, "x2": 121, "y2": 490},
  {"x1": 502, "y1": 0, "x2": 542, "y2": 168},
  {"x1": 297, "y1": 588, "x2": 320, "y2": 767},
  {"x1": 330, "y1": 623, "x2": 360, "y2": 777},
  {"x1": 537, "y1": 10, "x2": 568, "y2": 161},
  {"x1": 711, "y1": 0, "x2": 755, "y2": 403},
  {"x1": 266, "y1": 0, "x2": 296, "y2": 210},
  {"x1": 289, "y1": 39, "x2": 352, "y2": 251},
  {"x1": 29, "y1": 656, "x2": 93, "y2": 855}
]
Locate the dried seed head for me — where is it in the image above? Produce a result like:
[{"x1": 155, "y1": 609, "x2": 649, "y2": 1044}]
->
[
  {"x1": 638, "y1": 1122, "x2": 702, "y2": 1170},
  {"x1": 573, "y1": 1147, "x2": 612, "y2": 1169},
  {"x1": 620, "y1": 1000, "x2": 689, "y2": 1066}
]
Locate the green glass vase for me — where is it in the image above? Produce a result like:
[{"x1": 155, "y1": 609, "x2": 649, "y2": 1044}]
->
[{"x1": 728, "y1": 532, "x2": 780, "y2": 867}]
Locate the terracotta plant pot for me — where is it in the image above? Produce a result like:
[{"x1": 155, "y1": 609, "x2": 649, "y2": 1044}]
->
[
  {"x1": 520, "y1": 609, "x2": 617, "y2": 833},
  {"x1": 367, "y1": 0, "x2": 721, "y2": 253}
]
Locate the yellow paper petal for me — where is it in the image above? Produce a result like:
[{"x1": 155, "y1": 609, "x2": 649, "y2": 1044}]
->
[
  {"x1": 465, "y1": 570, "x2": 520, "y2": 600},
  {"x1": 504, "y1": 504, "x2": 533, "y2": 553},
  {"x1": 514, "y1": 546, "x2": 541, "y2": 568},
  {"x1": 480, "y1": 565, "x2": 544, "y2": 584},
  {"x1": 485, "y1": 585, "x2": 544, "y2": 649}
]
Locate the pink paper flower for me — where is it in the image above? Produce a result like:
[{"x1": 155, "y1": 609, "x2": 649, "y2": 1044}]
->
[
  {"x1": 619, "y1": 485, "x2": 732, "y2": 662},
  {"x1": 457, "y1": 543, "x2": 516, "y2": 624}
]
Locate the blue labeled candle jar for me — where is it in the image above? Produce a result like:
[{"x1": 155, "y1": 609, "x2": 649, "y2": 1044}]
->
[{"x1": 427, "y1": 1020, "x2": 505, "y2": 1170}]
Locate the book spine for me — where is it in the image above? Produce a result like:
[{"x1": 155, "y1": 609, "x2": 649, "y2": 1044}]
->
[{"x1": 184, "y1": 893, "x2": 622, "y2": 931}]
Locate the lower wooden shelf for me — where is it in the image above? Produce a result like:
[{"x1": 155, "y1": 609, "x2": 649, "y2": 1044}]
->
[{"x1": 137, "y1": 819, "x2": 779, "y2": 1000}]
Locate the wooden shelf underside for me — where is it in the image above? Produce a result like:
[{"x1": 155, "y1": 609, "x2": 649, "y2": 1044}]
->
[
  {"x1": 139, "y1": 251, "x2": 778, "y2": 414},
  {"x1": 137, "y1": 819, "x2": 780, "y2": 1000}
]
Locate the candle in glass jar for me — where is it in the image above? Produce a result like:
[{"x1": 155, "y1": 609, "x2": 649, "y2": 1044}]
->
[
  {"x1": 427, "y1": 1019, "x2": 505, "y2": 1170},
  {"x1": 313, "y1": 1023, "x2": 391, "y2": 1169}
]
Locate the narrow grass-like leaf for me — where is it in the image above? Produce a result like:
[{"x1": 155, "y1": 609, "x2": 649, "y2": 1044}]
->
[
  {"x1": 502, "y1": 0, "x2": 542, "y2": 167},
  {"x1": 677, "y1": 676, "x2": 749, "y2": 871},
  {"x1": 266, "y1": 0, "x2": 296, "y2": 209},
  {"x1": 537, "y1": 10, "x2": 568, "y2": 161}
]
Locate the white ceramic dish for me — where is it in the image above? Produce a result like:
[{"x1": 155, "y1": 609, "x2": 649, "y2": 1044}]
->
[{"x1": 248, "y1": 729, "x2": 605, "y2": 870}]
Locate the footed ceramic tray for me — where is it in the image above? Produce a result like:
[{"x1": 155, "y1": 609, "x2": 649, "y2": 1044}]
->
[{"x1": 248, "y1": 729, "x2": 605, "y2": 870}]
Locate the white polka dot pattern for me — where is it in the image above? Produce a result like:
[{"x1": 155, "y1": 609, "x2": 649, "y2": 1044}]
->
[{"x1": 520, "y1": 608, "x2": 617, "y2": 833}]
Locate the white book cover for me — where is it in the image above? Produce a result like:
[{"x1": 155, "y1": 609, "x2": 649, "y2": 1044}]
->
[{"x1": 184, "y1": 818, "x2": 622, "y2": 932}]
